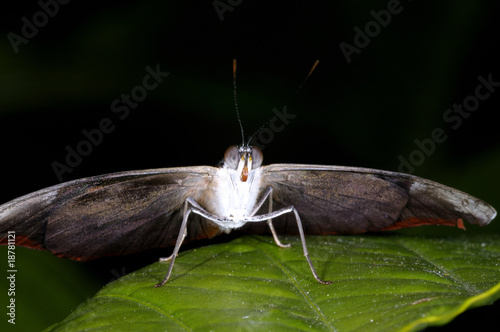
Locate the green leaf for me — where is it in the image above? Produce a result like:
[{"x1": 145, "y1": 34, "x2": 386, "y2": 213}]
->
[{"x1": 46, "y1": 235, "x2": 500, "y2": 331}]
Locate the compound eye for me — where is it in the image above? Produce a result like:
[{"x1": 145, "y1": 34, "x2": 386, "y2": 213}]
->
[
  {"x1": 251, "y1": 146, "x2": 263, "y2": 168},
  {"x1": 224, "y1": 145, "x2": 240, "y2": 169}
]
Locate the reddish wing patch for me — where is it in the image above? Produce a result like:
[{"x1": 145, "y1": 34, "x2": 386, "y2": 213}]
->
[
  {"x1": 379, "y1": 218, "x2": 466, "y2": 231},
  {"x1": 0, "y1": 235, "x2": 46, "y2": 250}
]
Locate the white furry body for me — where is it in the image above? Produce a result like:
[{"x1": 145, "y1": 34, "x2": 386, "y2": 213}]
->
[{"x1": 208, "y1": 164, "x2": 263, "y2": 231}]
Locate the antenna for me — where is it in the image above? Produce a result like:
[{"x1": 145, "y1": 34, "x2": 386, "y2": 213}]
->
[
  {"x1": 293, "y1": 60, "x2": 319, "y2": 102},
  {"x1": 246, "y1": 60, "x2": 320, "y2": 145},
  {"x1": 233, "y1": 59, "x2": 245, "y2": 146}
]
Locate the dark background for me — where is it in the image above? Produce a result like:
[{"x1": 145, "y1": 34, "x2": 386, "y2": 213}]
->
[{"x1": 0, "y1": 1, "x2": 499, "y2": 330}]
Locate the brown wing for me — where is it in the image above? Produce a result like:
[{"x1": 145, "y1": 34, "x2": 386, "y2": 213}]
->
[
  {"x1": 0, "y1": 166, "x2": 220, "y2": 260},
  {"x1": 241, "y1": 164, "x2": 496, "y2": 235}
]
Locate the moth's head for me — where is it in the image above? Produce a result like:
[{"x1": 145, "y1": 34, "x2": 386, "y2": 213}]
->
[{"x1": 224, "y1": 145, "x2": 263, "y2": 182}]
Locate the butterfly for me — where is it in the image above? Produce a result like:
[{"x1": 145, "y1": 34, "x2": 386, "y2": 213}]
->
[{"x1": 0, "y1": 61, "x2": 496, "y2": 287}]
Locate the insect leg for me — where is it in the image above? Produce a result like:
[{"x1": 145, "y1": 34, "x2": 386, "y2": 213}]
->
[
  {"x1": 158, "y1": 201, "x2": 190, "y2": 263},
  {"x1": 292, "y1": 207, "x2": 332, "y2": 285},
  {"x1": 249, "y1": 187, "x2": 290, "y2": 248},
  {"x1": 156, "y1": 197, "x2": 233, "y2": 287},
  {"x1": 155, "y1": 198, "x2": 196, "y2": 287},
  {"x1": 248, "y1": 186, "x2": 272, "y2": 216},
  {"x1": 266, "y1": 190, "x2": 291, "y2": 248}
]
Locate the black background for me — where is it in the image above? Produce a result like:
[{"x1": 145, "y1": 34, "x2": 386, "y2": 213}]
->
[{"x1": 1, "y1": 1, "x2": 499, "y2": 330}]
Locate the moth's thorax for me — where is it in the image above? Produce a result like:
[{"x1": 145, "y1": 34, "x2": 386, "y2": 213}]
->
[{"x1": 207, "y1": 164, "x2": 263, "y2": 230}]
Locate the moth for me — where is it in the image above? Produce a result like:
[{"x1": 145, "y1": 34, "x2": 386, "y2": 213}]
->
[{"x1": 0, "y1": 61, "x2": 496, "y2": 287}]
